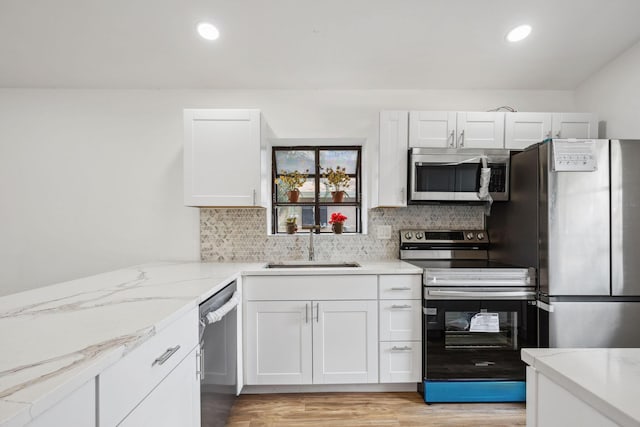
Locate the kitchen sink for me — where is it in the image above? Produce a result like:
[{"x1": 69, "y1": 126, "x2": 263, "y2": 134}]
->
[{"x1": 265, "y1": 262, "x2": 361, "y2": 269}]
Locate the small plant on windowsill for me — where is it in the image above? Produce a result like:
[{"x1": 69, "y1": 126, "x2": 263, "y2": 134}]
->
[
  {"x1": 275, "y1": 170, "x2": 308, "y2": 203},
  {"x1": 322, "y1": 166, "x2": 350, "y2": 203},
  {"x1": 329, "y1": 212, "x2": 348, "y2": 234},
  {"x1": 285, "y1": 215, "x2": 298, "y2": 234}
]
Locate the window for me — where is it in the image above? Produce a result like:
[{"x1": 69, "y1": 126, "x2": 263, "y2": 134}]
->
[{"x1": 272, "y1": 146, "x2": 362, "y2": 234}]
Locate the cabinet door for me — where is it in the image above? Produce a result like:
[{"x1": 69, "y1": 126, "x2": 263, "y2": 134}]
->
[
  {"x1": 378, "y1": 111, "x2": 408, "y2": 207},
  {"x1": 505, "y1": 112, "x2": 552, "y2": 150},
  {"x1": 379, "y1": 300, "x2": 421, "y2": 341},
  {"x1": 457, "y1": 112, "x2": 505, "y2": 149},
  {"x1": 184, "y1": 109, "x2": 262, "y2": 206},
  {"x1": 312, "y1": 300, "x2": 378, "y2": 384},
  {"x1": 552, "y1": 113, "x2": 598, "y2": 139},
  {"x1": 245, "y1": 301, "x2": 312, "y2": 385},
  {"x1": 119, "y1": 348, "x2": 200, "y2": 427},
  {"x1": 409, "y1": 111, "x2": 456, "y2": 148},
  {"x1": 379, "y1": 341, "x2": 421, "y2": 383},
  {"x1": 27, "y1": 379, "x2": 95, "y2": 427}
]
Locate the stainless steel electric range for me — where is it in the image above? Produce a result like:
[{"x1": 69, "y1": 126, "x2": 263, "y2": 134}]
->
[{"x1": 400, "y1": 229, "x2": 536, "y2": 403}]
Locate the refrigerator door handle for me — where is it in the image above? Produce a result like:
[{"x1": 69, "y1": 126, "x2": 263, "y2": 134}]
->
[{"x1": 536, "y1": 300, "x2": 554, "y2": 312}]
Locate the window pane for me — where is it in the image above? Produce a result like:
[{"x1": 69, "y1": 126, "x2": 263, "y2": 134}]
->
[
  {"x1": 275, "y1": 150, "x2": 315, "y2": 175},
  {"x1": 276, "y1": 178, "x2": 316, "y2": 203},
  {"x1": 323, "y1": 206, "x2": 357, "y2": 233},
  {"x1": 319, "y1": 177, "x2": 357, "y2": 202},
  {"x1": 275, "y1": 206, "x2": 306, "y2": 233},
  {"x1": 319, "y1": 150, "x2": 358, "y2": 174}
]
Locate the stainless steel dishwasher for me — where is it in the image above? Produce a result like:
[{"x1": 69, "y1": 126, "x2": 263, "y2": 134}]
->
[{"x1": 199, "y1": 280, "x2": 238, "y2": 427}]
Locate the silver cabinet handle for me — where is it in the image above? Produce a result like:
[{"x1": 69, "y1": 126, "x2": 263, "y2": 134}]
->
[
  {"x1": 390, "y1": 287, "x2": 411, "y2": 291},
  {"x1": 459, "y1": 130, "x2": 465, "y2": 147},
  {"x1": 391, "y1": 346, "x2": 412, "y2": 351},
  {"x1": 400, "y1": 187, "x2": 404, "y2": 204},
  {"x1": 448, "y1": 130, "x2": 455, "y2": 148},
  {"x1": 196, "y1": 350, "x2": 202, "y2": 380},
  {"x1": 315, "y1": 302, "x2": 319, "y2": 323},
  {"x1": 391, "y1": 304, "x2": 412, "y2": 309},
  {"x1": 555, "y1": 131, "x2": 561, "y2": 138},
  {"x1": 152, "y1": 345, "x2": 181, "y2": 367},
  {"x1": 305, "y1": 303, "x2": 309, "y2": 323},
  {"x1": 546, "y1": 130, "x2": 552, "y2": 138},
  {"x1": 252, "y1": 189, "x2": 256, "y2": 206}
]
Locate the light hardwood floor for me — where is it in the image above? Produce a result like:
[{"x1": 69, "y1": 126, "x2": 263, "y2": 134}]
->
[{"x1": 227, "y1": 392, "x2": 526, "y2": 426}]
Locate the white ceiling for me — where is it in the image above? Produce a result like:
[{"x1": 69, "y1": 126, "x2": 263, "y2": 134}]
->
[{"x1": 1, "y1": 0, "x2": 640, "y2": 90}]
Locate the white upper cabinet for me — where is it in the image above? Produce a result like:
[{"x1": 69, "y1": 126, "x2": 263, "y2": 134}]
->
[
  {"x1": 184, "y1": 109, "x2": 264, "y2": 207},
  {"x1": 377, "y1": 111, "x2": 409, "y2": 207},
  {"x1": 409, "y1": 111, "x2": 456, "y2": 148},
  {"x1": 409, "y1": 111, "x2": 505, "y2": 149},
  {"x1": 551, "y1": 113, "x2": 598, "y2": 139},
  {"x1": 505, "y1": 112, "x2": 553, "y2": 150},
  {"x1": 506, "y1": 112, "x2": 598, "y2": 149}
]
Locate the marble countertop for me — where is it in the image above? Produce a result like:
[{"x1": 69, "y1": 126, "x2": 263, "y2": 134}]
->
[
  {"x1": 522, "y1": 348, "x2": 640, "y2": 427},
  {"x1": 0, "y1": 259, "x2": 421, "y2": 426}
]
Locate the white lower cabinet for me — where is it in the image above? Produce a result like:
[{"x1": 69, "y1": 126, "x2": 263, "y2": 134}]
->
[
  {"x1": 244, "y1": 275, "x2": 379, "y2": 386},
  {"x1": 27, "y1": 378, "x2": 95, "y2": 427},
  {"x1": 119, "y1": 347, "x2": 200, "y2": 427},
  {"x1": 378, "y1": 275, "x2": 422, "y2": 383}
]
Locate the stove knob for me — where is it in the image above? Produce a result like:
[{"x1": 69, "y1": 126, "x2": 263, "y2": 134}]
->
[
  {"x1": 477, "y1": 232, "x2": 485, "y2": 240},
  {"x1": 404, "y1": 232, "x2": 413, "y2": 240},
  {"x1": 415, "y1": 232, "x2": 424, "y2": 240},
  {"x1": 466, "y1": 232, "x2": 475, "y2": 240}
]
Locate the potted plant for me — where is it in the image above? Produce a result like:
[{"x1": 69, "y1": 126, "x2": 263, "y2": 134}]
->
[
  {"x1": 285, "y1": 215, "x2": 298, "y2": 234},
  {"x1": 329, "y1": 212, "x2": 348, "y2": 234},
  {"x1": 323, "y1": 166, "x2": 350, "y2": 202},
  {"x1": 274, "y1": 169, "x2": 308, "y2": 202}
]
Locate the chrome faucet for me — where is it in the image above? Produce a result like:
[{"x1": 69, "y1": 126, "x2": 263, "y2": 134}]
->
[{"x1": 301, "y1": 225, "x2": 321, "y2": 261}]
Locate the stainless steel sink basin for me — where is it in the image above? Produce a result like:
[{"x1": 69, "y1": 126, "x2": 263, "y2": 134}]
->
[{"x1": 265, "y1": 262, "x2": 361, "y2": 269}]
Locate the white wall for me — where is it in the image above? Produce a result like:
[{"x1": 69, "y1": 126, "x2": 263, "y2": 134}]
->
[
  {"x1": 0, "y1": 88, "x2": 575, "y2": 295},
  {"x1": 575, "y1": 39, "x2": 640, "y2": 138}
]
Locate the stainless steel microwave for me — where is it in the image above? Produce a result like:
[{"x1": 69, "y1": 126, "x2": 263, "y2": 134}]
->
[{"x1": 409, "y1": 148, "x2": 510, "y2": 202}]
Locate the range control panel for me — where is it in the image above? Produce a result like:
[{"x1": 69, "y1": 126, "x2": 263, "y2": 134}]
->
[{"x1": 400, "y1": 229, "x2": 488, "y2": 245}]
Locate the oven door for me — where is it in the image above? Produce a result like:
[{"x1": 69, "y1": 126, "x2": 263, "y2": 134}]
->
[
  {"x1": 422, "y1": 291, "x2": 537, "y2": 402},
  {"x1": 409, "y1": 149, "x2": 509, "y2": 202}
]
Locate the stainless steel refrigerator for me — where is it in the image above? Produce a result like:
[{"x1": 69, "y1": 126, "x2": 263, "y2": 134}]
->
[{"x1": 489, "y1": 139, "x2": 640, "y2": 348}]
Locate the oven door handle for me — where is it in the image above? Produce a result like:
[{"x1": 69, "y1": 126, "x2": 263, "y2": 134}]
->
[{"x1": 426, "y1": 289, "x2": 536, "y2": 299}]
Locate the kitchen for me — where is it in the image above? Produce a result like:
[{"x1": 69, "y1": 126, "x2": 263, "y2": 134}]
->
[{"x1": 2, "y1": 0, "x2": 640, "y2": 426}]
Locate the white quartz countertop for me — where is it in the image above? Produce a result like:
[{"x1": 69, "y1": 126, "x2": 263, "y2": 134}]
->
[
  {"x1": 0, "y1": 259, "x2": 421, "y2": 426},
  {"x1": 522, "y1": 348, "x2": 640, "y2": 427}
]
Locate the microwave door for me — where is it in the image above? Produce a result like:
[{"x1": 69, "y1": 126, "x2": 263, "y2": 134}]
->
[{"x1": 412, "y1": 162, "x2": 482, "y2": 202}]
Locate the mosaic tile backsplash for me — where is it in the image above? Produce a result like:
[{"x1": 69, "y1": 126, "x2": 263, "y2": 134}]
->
[{"x1": 200, "y1": 206, "x2": 485, "y2": 262}]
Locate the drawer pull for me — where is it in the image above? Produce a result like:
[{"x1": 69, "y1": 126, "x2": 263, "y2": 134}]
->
[
  {"x1": 391, "y1": 346, "x2": 412, "y2": 351},
  {"x1": 152, "y1": 345, "x2": 181, "y2": 367},
  {"x1": 391, "y1": 304, "x2": 412, "y2": 309},
  {"x1": 390, "y1": 287, "x2": 411, "y2": 291}
]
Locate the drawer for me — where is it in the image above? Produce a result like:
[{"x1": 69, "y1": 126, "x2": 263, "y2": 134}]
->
[
  {"x1": 244, "y1": 275, "x2": 377, "y2": 301},
  {"x1": 379, "y1": 300, "x2": 421, "y2": 341},
  {"x1": 98, "y1": 307, "x2": 198, "y2": 427},
  {"x1": 379, "y1": 275, "x2": 422, "y2": 300},
  {"x1": 379, "y1": 341, "x2": 422, "y2": 383}
]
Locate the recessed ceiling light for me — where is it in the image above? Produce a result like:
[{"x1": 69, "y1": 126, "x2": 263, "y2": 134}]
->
[
  {"x1": 506, "y1": 24, "x2": 532, "y2": 43},
  {"x1": 197, "y1": 22, "x2": 220, "y2": 41}
]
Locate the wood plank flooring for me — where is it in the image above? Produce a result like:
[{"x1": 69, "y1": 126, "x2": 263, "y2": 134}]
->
[{"x1": 226, "y1": 392, "x2": 525, "y2": 426}]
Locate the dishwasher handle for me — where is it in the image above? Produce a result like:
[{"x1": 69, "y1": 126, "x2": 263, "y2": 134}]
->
[{"x1": 203, "y1": 291, "x2": 239, "y2": 325}]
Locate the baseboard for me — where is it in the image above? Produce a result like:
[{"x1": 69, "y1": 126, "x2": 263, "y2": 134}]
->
[{"x1": 242, "y1": 383, "x2": 418, "y2": 394}]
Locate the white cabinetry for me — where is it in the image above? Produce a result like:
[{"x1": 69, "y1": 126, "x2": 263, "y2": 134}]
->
[
  {"x1": 409, "y1": 111, "x2": 505, "y2": 149},
  {"x1": 119, "y1": 348, "x2": 200, "y2": 427},
  {"x1": 505, "y1": 112, "x2": 598, "y2": 149},
  {"x1": 244, "y1": 275, "x2": 378, "y2": 385},
  {"x1": 184, "y1": 109, "x2": 265, "y2": 207},
  {"x1": 26, "y1": 379, "x2": 95, "y2": 427},
  {"x1": 377, "y1": 110, "x2": 408, "y2": 207},
  {"x1": 98, "y1": 308, "x2": 199, "y2": 426},
  {"x1": 378, "y1": 275, "x2": 422, "y2": 383}
]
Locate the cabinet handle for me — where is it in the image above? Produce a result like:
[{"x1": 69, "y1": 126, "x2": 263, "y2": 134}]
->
[
  {"x1": 152, "y1": 345, "x2": 181, "y2": 367},
  {"x1": 305, "y1": 303, "x2": 309, "y2": 323},
  {"x1": 391, "y1": 304, "x2": 412, "y2": 309},
  {"x1": 459, "y1": 130, "x2": 465, "y2": 147},
  {"x1": 252, "y1": 189, "x2": 256, "y2": 206},
  {"x1": 196, "y1": 350, "x2": 202, "y2": 380},
  {"x1": 546, "y1": 130, "x2": 552, "y2": 138},
  {"x1": 391, "y1": 346, "x2": 412, "y2": 351},
  {"x1": 390, "y1": 287, "x2": 411, "y2": 291},
  {"x1": 315, "y1": 302, "x2": 319, "y2": 323},
  {"x1": 555, "y1": 131, "x2": 561, "y2": 138},
  {"x1": 448, "y1": 130, "x2": 455, "y2": 148}
]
